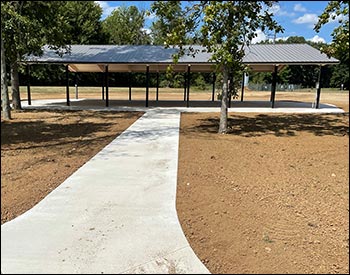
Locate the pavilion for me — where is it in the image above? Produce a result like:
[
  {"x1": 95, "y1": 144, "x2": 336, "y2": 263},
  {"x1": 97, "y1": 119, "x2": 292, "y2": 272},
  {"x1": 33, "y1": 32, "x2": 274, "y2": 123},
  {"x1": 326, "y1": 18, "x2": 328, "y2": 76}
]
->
[{"x1": 24, "y1": 43, "x2": 339, "y2": 108}]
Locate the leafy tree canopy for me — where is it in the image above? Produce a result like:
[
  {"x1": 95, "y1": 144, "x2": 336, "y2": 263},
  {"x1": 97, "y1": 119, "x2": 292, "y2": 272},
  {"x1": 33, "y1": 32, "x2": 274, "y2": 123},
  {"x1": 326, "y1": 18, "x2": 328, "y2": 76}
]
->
[
  {"x1": 1, "y1": 1, "x2": 70, "y2": 62},
  {"x1": 102, "y1": 6, "x2": 151, "y2": 45},
  {"x1": 314, "y1": 1, "x2": 349, "y2": 63},
  {"x1": 62, "y1": 1, "x2": 108, "y2": 44}
]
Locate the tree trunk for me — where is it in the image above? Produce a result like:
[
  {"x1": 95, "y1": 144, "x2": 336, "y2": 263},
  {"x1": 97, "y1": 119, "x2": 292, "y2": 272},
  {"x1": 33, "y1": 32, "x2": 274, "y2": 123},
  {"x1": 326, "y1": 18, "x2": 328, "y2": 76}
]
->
[
  {"x1": 219, "y1": 67, "x2": 229, "y2": 134},
  {"x1": 1, "y1": 33, "x2": 11, "y2": 120},
  {"x1": 11, "y1": 61, "x2": 22, "y2": 110}
]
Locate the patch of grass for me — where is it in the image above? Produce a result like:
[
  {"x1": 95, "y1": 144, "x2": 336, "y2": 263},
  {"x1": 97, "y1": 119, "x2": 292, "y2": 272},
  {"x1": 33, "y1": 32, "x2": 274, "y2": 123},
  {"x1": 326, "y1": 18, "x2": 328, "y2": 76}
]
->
[{"x1": 263, "y1": 234, "x2": 274, "y2": 243}]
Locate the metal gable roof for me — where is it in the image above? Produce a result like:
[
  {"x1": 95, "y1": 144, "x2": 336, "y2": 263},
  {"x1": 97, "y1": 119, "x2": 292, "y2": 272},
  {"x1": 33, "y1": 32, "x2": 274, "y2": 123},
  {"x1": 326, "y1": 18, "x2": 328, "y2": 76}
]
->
[
  {"x1": 26, "y1": 45, "x2": 212, "y2": 64},
  {"x1": 25, "y1": 43, "x2": 339, "y2": 65},
  {"x1": 243, "y1": 43, "x2": 338, "y2": 64}
]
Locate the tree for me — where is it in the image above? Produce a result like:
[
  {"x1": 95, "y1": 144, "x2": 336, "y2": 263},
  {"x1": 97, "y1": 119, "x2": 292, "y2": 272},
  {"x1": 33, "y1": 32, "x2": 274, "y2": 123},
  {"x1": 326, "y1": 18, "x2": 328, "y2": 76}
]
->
[
  {"x1": 26, "y1": 1, "x2": 107, "y2": 90},
  {"x1": 315, "y1": 1, "x2": 349, "y2": 89},
  {"x1": 152, "y1": 1, "x2": 283, "y2": 133},
  {"x1": 150, "y1": 2, "x2": 190, "y2": 45},
  {"x1": 102, "y1": 6, "x2": 151, "y2": 45},
  {"x1": 63, "y1": 1, "x2": 108, "y2": 44},
  {"x1": 1, "y1": 31, "x2": 11, "y2": 120},
  {"x1": 1, "y1": 1, "x2": 70, "y2": 110},
  {"x1": 314, "y1": 1, "x2": 349, "y2": 63}
]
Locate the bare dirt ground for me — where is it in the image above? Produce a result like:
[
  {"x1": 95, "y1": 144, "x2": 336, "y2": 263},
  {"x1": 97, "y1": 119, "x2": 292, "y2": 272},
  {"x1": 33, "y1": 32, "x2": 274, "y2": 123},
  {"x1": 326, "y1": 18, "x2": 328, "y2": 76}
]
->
[
  {"x1": 1, "y1": 88, "x2": 349, "y2": 274},
  {"x1": 177, "y1": 95, "x2": 349, "y2": 274},
  {"x1": 1, "y1": 110, "x2": 143, "y2": 224}
]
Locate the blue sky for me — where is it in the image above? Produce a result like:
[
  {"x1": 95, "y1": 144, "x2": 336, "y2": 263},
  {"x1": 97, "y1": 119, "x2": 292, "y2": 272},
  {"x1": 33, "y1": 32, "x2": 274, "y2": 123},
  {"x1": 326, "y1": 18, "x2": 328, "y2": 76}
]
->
[{"x1": 95, "y1": 1, "x2": 346, "y2": 44}]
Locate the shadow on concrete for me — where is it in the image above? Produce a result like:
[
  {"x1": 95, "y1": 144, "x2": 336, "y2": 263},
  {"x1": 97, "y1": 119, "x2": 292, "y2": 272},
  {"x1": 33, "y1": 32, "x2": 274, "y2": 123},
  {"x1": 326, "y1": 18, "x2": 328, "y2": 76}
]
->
[{"x1": 38, "y1": 98, "x2": 343, "y2": 110}]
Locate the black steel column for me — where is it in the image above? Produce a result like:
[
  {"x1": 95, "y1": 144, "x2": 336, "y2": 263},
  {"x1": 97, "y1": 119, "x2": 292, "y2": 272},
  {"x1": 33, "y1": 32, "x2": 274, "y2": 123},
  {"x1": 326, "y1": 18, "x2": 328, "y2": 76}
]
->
[
  {"x1": 212, "y1": 72, "x2": 216, "y2": 101},
  {"x1": 66, "y1": 65, "x2": 70, "y2": 106},
  {"x1": 271, "y1": 65, "x2": 278, "y2": 108},
  {"x1": 26, "y1": 64, "x2": 31, "y2": 105},
  {"x1": 156, "y1": 72, "x2": 159, "y2": 101},
  {"x1": 105, "y1": 65, "x2": 109, "y2": 107},
  {"x1": 145, "y1": 65, "x2": 149, "y2": 107},
  {"x1": 183, "y1": 72, "x2": 187, "y2": 101},
  {"x1": 186, "y1": 65, "x2": 191, "y2": 108},
  {"x1": 75, "y1": 73, "x2": 78, "y2": 99},
  {"x1": 128, "y1": 72, "x2": 132, "y2": 101},
  {"x1": 102, "y1": 73, "x2": 105, "y2": 100},
  {"x1": 228, "y1": 74, "x2": 232, "y2": 108},
  {"x1": 315, "y1": 65, "x2": 323, "y2": 109},
  {"x1": 241, "y1": 73, "x2": 245, "y2": 102}
]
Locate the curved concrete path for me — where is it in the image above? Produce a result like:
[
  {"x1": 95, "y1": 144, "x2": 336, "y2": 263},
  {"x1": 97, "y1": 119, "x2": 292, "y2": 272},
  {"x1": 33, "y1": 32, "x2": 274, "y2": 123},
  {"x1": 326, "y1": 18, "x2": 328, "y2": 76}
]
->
[{"x1": 1, "y1": 109, "x2": 210, "y2": 274}]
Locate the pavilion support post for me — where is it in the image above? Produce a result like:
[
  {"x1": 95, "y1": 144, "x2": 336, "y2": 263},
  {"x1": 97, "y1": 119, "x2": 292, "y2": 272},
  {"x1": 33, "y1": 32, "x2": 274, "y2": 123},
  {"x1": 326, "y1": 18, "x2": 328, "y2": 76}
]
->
[
  {"x1": 270, "y1": 65, "x2": 278, "y2": 108},
  {"x1": 315, "y1": 65, "x2": 323, "y2": 109},
  {"x1": 101, "y1": 73, "x2": 105, "y2": 100},
  {"x1": 75, "y1": 73, "x2": 78, "y2": 99},
  {"x1": 65, "y1": 65, "x2": 70, "y2": 106},
  {"x1": 183, "y1": 72, "x2": 187, "y2": 101},
  {"x1": 241, "y1": 73, "x2": 245, "y2": 102},
  {"x1": 128, "y1": 72, "x2": 132, "y2": 101},
  {"x1": 212, "y1": 72, "x2": 216, "y2": 101},
  {"x1": 156, "y1": 72, "x2": 159, "y2": 101},
  {"x1": 26, "y1": 64, "x2": 31, "y2": 105},
  {"x1": 186, "y1": 65, "x2": 191, "y2": 108},
  {"x1": 105, "y1": 65, "x2": 109, "y2": 107},
  {"x1": 145, "y1": 65, "x2": 149, "y2": 107}
]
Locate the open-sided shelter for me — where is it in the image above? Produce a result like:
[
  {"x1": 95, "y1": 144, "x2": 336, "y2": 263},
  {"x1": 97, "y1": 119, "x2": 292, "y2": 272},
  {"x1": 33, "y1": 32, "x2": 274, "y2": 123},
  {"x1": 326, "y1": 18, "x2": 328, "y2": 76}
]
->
[{"x1": 24, "y1": 44, "x2": 339, "y2": 108}]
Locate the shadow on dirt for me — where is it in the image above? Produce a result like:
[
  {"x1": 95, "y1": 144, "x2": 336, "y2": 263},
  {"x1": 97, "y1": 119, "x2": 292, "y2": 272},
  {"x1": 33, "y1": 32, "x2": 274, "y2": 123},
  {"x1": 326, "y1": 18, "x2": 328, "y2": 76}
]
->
[
  {"x1": 182, "y1": 113, "x2": 349, "y2": 137},
  {"x1": 1, "y1": 109, "x2": 143, "y2": 147}
]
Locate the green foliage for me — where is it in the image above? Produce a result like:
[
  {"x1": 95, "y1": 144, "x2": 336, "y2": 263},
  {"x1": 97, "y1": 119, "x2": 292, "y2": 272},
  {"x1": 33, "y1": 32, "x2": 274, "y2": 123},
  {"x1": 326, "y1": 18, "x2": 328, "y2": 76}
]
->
[
  {"x1": 314, "y1": 1, "x2": 349, "y2": 63},
  {"x1": 62, "y1": 1, "x2": 108, "y2": 44},
  {"x1": 193, "y1": 73, "x2": 207, "y2": 90},
  {"x1": 151, "y1": 1, "x2": 283, "y2": 132},
  {"x1": 330, "y1": 64, "x2": 349, "y2": 89},
  {"x1": 102, "y1": 6, "x2": 151, "y2": 45},
  {"x1": 151, "y1": 1, "x2": 283, "y2": 75},
  {"x1": 1, "y1": 1, "x2": 70, "y2": 63}
]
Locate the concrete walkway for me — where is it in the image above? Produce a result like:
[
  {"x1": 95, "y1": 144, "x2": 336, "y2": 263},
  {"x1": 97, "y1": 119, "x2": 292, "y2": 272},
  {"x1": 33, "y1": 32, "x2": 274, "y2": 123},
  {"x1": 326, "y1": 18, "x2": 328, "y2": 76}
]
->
[{"x1": 1, "y1": 109, "x2": 210, "y2": 274}]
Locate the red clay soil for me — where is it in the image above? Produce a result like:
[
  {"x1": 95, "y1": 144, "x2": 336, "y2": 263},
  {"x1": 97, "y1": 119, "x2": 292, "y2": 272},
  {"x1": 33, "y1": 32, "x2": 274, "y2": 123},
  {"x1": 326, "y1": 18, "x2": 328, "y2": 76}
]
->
[
  {"x1": 176, "y1": 111, "x2": 349, "y2": 274},
  {"x1": 1, "y1": 109, "x2": 143, "y2": 224}
]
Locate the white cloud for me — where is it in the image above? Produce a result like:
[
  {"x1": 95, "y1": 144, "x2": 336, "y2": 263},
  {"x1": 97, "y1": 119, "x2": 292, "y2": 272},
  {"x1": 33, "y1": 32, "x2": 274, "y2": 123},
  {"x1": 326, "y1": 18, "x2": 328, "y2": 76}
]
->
[
  {"x1": 95, "y1": 1, "x2": 117, "y2": 19},
  {"x1": 251, "y1": 30, "x2": 267, "y2": 44},
  {"x1": 292, "y1": 13, "x2": 318, "y2": 27},
  {"x1": 268, "y1": 4, "x2": 295, "y2": 17},
  {"x1": 307, "y1": 35, "x2": 326, "y2": 43},
  {"x1": 272, "y1": 36, "x2": 290, "y2": 43},
  {"x1": 293, "y1": 4, "x2": 307, "y2": 12}
]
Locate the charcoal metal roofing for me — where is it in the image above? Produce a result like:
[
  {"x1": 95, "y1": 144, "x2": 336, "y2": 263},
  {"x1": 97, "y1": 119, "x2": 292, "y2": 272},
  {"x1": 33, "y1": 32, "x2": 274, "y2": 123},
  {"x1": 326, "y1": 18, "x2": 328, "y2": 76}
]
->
[{"x1": 25, "y1": 43, "x2": 338, "y2": 67}]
